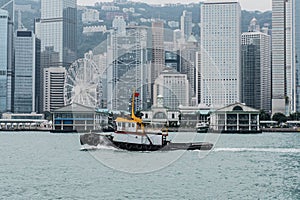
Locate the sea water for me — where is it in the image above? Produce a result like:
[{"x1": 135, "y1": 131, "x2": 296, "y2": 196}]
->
[{"x1": 0, "y1": 132, "x2": 299, "y2": 200}]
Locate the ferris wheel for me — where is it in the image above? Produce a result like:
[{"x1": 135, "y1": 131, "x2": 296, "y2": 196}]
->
[{"x1": 64, "y1": 51, "x2": 102, "y2": 108}]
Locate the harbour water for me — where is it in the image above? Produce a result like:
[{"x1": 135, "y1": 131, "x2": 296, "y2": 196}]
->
[{"x1": 0, "y1": 132, "x2": 299, "y2": 199}]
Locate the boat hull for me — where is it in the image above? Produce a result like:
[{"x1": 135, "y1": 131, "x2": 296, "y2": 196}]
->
[{"x1": 80, "y1": 133, "x2": 213, "y2": 151}]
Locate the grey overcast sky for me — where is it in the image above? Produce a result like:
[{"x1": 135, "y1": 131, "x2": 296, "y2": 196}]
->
[{"x1": 77, "y1": 0, "x2": 272, "y2": 11}]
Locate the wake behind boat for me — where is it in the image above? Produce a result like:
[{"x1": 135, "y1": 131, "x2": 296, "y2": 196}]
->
[{"x1": 80, "y1": 90, "x2": 213, "y2": 151}]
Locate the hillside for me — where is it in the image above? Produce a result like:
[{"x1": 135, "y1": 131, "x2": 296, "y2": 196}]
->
[{"x1": 14, "y1": 0, "x2": 272, "y2": 59}]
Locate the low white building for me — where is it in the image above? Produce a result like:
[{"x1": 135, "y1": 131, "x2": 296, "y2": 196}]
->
[
  {"x1": 209, "y1": 103, "x2": 261, "y2": 133},
  {"x1": 82, "y1": 9, "x2": 100, "y2": 24},
  {"x1": 83, "y1": 25, "x2": 107, "y2": 34}
]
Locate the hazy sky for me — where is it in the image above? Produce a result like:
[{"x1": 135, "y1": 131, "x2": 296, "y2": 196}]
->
[{"x1": 77, "y1": 0, "x2": 272, "y2": 11}]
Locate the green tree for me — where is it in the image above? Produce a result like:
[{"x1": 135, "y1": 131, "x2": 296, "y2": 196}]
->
[
  {"x1": 289, "y1": 112, "x2": 300, "y2": 120},
  {"x1": 259, "y1": 110, "x2": 271, "y2": 121},
  {"x1": 272, "y1": 112, "x2": 287, "y2": 124}
]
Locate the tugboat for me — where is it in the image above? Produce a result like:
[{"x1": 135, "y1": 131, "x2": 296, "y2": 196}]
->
[{"x1": 80, "y1": 91, "x2": 213, "y2": 151}]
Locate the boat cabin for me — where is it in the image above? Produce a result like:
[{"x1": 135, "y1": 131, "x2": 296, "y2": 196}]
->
[{"x1": 115, "y1": 118, "x2": 139, "y2": 133}]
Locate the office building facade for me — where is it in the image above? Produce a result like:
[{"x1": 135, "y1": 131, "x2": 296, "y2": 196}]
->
[
  {"x1": 271, "y1": 0, "x2": 294, "y2": 114},
  {"x1": 200, "y1": 0, "x2": 241, "y2": 107},
  {"x1": 241, "y1": 23, "x2": 271, "y2": 112},
  {"x1": 43, "y1": 67, "x2": 66, "y2": 112},
  {"x1": 153, "y1": 67, "x2": 189, "y2": 109},
  {"x1": 39, "y1": 0, "x2": 77, "y2": 67},
  {"x1": 295, "y1": 1, "x2": 300, "y2": 111},
  {"x1": 14, "y1": 30, "x2": 40, "y2": 113},
  {"x1": 0, "y1": 9, "x2": 9, "y2": 112},
  {"x1": 180, "y1": 10, "x2": 192, "y2": 40},
  {"x1": 106, "y1": 26, "x2": 149, "y2": 111},
  {"x1": 0, "y1": 0, "x2": 14, "y2": 113}
]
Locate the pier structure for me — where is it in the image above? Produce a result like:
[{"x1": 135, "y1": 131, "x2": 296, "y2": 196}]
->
[
  {"x1": 209, "y1": 103, "x2": 261, "y2": 133},
  {"x1": 0, "y1": 113, "x2": 51, "y2": 131},
  {"x1": 0, "y1": 119, "x2": 51, "y2": 131},
  {"x1": 52, "y1": 103, "x2": 110, "y2": 132}
]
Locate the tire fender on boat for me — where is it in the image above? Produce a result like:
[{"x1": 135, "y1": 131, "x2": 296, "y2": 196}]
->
[{"x1": 125, "y1": 143, "x2": 132, "y2": 150}]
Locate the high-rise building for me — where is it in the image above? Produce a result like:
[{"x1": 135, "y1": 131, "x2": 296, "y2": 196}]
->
[
  {"x1": 180, "y1": 10, "x2": 193, "y2": 40},
  {"x1": 179, "y1": 35, "x2": 199, "y2": 104},
  {"x1": 153, "y1": 67, "x2": 189, "y2": 109},
  {"x1": 241, "y1": 19, "x2": 271, "y2": 112},
  {"x1": 36, "y1": 0, "x2": 76, "y2": 113},
  {"x1": 196, "y1": 51, "x2": 201, "y2": 104},
  {"x1": 39, "y1": 0, "x2": 77, "y2": 67},
  {"x1": 0, "y1": 0, "x2": 14, "y2": 113},
  {"x1": 200, "y1": 0, "x2": 241, "y2": 107},
  {"x1": 106, "y1": 26, "x2": 149, "y2": 111},
  {"x1": 294, "y1": 1, "x2": 300, "y2": 111},
  {"x1": 36, "y1": 46, "x2": 60, "y2": 113},
  {"x1": 43, "y1": 67, "x2": 66, "y2": 112},
  {"x1": 0, "y1": 9, "x2": 9, "y2": 112},
  {"x1": 271, "y1": 0, "x2": 294, "y2": 114},
  {"x1": 14, "y1": 30, "x2": 40, "y2": 113},
  {"x1": 151, "y1": 21, "x2": 165, "y2": 81},
  {"x1": 151, "y1": 21, "x2": 165, "y2": 105}
]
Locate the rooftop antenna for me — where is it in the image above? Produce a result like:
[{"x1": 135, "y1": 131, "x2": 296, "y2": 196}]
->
[{"x1": 18, "y1": 10, "x2": 26, "y2": 30}]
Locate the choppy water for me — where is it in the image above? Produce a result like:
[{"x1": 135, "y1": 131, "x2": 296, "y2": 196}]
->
[{"x1": 0, "y1": 132, "x2": 299, "y2": 200}]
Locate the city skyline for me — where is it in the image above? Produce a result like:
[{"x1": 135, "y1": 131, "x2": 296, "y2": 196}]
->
[{"x1": 77, "y1": 0, "x2": 272, "y2": 11}]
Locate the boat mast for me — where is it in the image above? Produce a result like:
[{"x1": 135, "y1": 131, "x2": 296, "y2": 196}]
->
[{"x1": 131, "y1": 89, "x2": 142, "y2": 124}]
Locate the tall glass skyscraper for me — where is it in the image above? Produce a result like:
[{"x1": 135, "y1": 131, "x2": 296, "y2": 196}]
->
[
  {"x1": 295, "y1": 1, "x2": 300, "y2": 111},
  {"x1": 40, "y1": 0, "x2": 77, "y2": 67},
  {"x1": 272, "y1": 0, "x2": 295, "y2": 114},
  {"x1": 0, "y1": 9, "x2": 8, "y2": 112},
  {"x1": 0, "y1": 0, "x2": 14, "y2": 113},
  {"x1": 200, "y1": 0, "x2": 241, "y2": 107},
  {"x1": 180, "y1": 10, "x2": 192, "y2": 40},
  {"x1": 14, "y1": 30, "x2": 39, "y2": 113},
  {"x1": 241, "y1": 19, "x2": 271, "y2": 112}
]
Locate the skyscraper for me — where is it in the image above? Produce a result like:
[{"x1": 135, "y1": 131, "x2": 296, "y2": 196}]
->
[
  {"x1": 151, "y1": 21, "x2": 165, "y2": 106},
  {"x1": 39, "y1": 0, "x2": 77, "y2": 67},
  {"x1": 0, "y1": 0, "x2": 14, "y2": 113},
  {"x1": 179, "y1": 35, "x2": 199, "y2": 104},
  {"x1": 107, "y1": 26, "x2": 149, "y2": 111},
  {"x1": 0, "y1": 9, "x2": 9, "y2": 112},
  {"x1": 43, "y1": 67, "x2": 66, "y2": 112},
  {"x1": 37, "y1": 0, "x2": 76, "y2": 113},
  {"x1": 180, "y1": 10, "x2": 192, "y2": 40},
  {"x1": 241, "y1": 19, "x2": 271, "y2": 112},
  {"x1": 200, "y1": 0, "x2": 241, "y2": 107},
  {"x1": 272, "y1": 0, "x2": 294, "y2": 114},
  {"x1": 294, "y1": 1, "x2": 300, "y2": 111},
  {"x1": 14, "y1": 30, "x2": 40, "y2": 113},
  {"x1": 151, "y1": 21, "x2": 165, "y2": 82}
]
